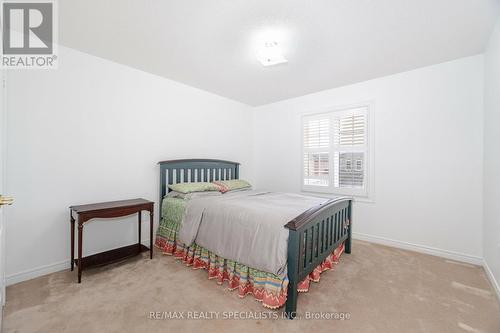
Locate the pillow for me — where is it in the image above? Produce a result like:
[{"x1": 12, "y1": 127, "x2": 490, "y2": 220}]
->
[
  {"x1": 166, "y1": 190, "x2": 222, "y2": 199},
  {"x1": 168, "y1": 182, "x2": 219, "y2": 194},
  {"x1": 212, "y1": 179, "x2": 252, "y2": 193}
]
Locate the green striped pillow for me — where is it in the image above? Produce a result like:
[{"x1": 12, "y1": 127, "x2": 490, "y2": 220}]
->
[{"x1": 168, "y1": 182, "x2": 219, "y2": 194}]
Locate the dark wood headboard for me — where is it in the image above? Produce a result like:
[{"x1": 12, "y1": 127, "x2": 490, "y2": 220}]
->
[{"x1": 158, "y1": 159, "x2": 240, "y2": 203}]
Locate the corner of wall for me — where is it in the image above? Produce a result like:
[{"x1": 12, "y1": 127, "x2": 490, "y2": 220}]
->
[{"x1": 482, "y1": 14, "x2": 500, "y2": 302}]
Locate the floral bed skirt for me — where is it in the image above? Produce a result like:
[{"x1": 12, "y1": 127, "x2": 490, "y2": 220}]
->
[{"x1": 155, "y1": 231, "x2": 344, "y2": 309}]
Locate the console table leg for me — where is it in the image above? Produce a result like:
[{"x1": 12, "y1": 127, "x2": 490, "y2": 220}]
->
[
  {"x1": 70, "y1": 213, "x2": 75, "y2": 271},
  {"x1": 138, "y1": 211, "x2": 142, "y2": 249},
  {"x1": 78, "y1": 219, "x2": 83, "y2": 283},
  {"x1": 149, "y1": 211, "x2": 153, "y2": 259}
]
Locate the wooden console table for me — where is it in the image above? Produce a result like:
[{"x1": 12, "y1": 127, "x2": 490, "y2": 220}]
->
[{"x1": 69, "y1": 198, "x2": 154, "y2": 283}]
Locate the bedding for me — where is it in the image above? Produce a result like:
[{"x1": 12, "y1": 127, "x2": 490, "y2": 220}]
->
[
  {"x1": 168, "y1": 182, "x2": 219, "y2": 194},
  {"x1": 155, "y1": 195, "x2": 345, "y2": 309},
  {"x1": 178, "y1": 190, "x2": 328, "y2": 275},
  {"x1": 166, "y1": 190, "x2": 222, "y2": 199},
  {"x1": 212, "y1": 179, "x2": 252, "y2": 193}
]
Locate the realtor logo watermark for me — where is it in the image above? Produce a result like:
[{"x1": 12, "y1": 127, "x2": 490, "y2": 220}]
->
[{"x1": 1, "y1": 0, "x2": 58, "y2": 68}]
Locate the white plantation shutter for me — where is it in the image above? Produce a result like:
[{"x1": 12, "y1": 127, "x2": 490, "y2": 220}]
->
[
  {"x1": 332, "y1": 108, "x2": 367, "y2": 189},
  {"x1": 333, "y1": 112, "x2": 366, "y2": 146},
  {"x1": 303, "y1": 117, "x2": 330, "y2": 186},
  {"x1": 303, "y1": 106, "x2": 369, "y2": 196}
]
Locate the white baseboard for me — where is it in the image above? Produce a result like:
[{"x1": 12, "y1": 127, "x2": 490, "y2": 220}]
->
[
  {"x1": 6, "y1": 260, "x2": 69, "y2": 286},
  {"x1": 6, "y1": 239, "x2": 152, "y2": 286},
  {"x1": 483, "y1": 259, "x2": 500, "y2": 303},
  {"x1": 353, "y1": 232, "x2": 483, "y2": 265},
  {"x1": 3, "y1": 235, "x2": 492, "y2": 293}
]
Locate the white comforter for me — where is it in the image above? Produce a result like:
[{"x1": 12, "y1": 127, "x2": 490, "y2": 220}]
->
[{"x1": 177, "y1": 190, "x2": 327, "y2": 275}]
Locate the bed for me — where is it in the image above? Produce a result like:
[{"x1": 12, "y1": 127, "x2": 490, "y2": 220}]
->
[{"x1": 155, "y1": 159, "x2": 352, "y2": 319}]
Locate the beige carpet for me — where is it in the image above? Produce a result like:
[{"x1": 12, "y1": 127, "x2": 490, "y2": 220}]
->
[{"x1": 3, "y1": 240, "x2": 500, "y2": 333}]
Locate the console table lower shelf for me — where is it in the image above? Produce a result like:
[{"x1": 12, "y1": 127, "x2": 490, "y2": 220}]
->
[
  {"x1": 73, "y1": 244, "x2": 150, "y2": 270},
  {"x1": 70, "y1": 198, "x2": 155, "y2": 283}
]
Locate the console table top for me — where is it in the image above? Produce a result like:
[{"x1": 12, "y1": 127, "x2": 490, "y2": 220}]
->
[{"x1": 70, "y1": 198, "x2": 153, "y2": 213}]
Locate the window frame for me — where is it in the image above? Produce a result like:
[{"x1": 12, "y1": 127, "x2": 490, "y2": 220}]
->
[{"x1": 301, "y1": 101, "x2": 375, "y2": 201}]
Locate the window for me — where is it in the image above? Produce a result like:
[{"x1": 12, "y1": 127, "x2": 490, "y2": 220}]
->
[{"x1": 302, "y1": 104, "x2": 372, "y2": 197}]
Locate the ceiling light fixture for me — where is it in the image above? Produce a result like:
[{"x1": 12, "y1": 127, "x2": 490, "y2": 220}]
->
[{"x1": 256, "y1": 41, "x2": 288, "y2": 67}]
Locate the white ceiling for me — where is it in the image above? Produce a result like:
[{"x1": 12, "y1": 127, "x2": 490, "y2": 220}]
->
[{"x1": 59, "y1": 0, "x2": 500, "y2": 106}]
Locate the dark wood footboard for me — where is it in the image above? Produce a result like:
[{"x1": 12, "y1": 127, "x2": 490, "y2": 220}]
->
[{"x1": 284, "y1": 197, "x2": 352, "y2": 319}]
